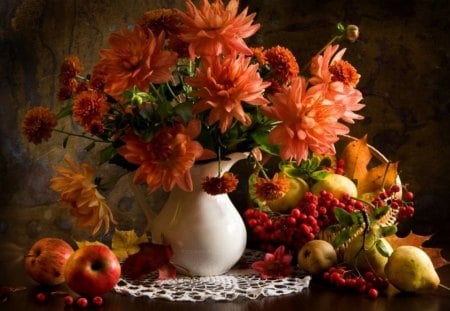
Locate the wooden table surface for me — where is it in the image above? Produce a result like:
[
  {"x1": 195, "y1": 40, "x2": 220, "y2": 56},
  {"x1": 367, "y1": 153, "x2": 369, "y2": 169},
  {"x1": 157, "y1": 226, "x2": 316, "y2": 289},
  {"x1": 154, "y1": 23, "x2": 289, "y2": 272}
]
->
[{"x1": 1, "y1": 259, "x2": 450, "y2": 311}]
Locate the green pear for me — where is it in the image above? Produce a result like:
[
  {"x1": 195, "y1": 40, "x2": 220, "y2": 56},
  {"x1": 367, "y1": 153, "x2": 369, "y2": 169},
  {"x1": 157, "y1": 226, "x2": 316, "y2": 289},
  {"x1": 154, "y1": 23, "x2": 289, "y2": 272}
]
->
[
  {"x1": 385, "y1": 246, "x2": 440, "y2": 292},
  {"x1": 311, "y1": 173, "x2": 357, "y2": 200},
  {"x1": 297, "y1": 240, "x2": 337, "y2": 275},
  {"x1": 268, "y1": 177, "x2": 309, "y2": 213},
  {"x1": 343, "y1": 230, "x2": 392, "y2": 277}
]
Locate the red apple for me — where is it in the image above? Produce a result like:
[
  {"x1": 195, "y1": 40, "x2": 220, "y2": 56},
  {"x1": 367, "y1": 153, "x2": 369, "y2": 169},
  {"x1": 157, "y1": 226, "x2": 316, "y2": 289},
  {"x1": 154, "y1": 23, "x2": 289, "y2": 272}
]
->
[
  {"x1": 64, "y1": 244, "x2": 121, "y2": 297},
  {"x1": 24, "y1": 237, "x2": 74, "y2": 286}
]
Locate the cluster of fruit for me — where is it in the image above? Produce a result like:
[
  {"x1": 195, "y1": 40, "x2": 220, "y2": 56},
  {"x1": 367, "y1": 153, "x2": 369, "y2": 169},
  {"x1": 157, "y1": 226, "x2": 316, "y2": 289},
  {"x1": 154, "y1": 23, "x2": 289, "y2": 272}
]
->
[
  {"x1": 322, "y1": 267, "x2": 389, "y2": 298},
  {"x1": 24, "y1": 238, "x2": 121, "y2": 307},
  {"x1": 370, "y1": 184, "x2": 415, "y2": 220},
  {"x1": 244, "y1": 188, "x2": 365, "y2": 253}
]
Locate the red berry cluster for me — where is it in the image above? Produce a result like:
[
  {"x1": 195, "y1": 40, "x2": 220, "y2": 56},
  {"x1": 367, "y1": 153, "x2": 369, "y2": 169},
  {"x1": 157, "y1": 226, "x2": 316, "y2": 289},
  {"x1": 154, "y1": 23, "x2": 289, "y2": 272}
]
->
[
  {"x1": 34, "y1": 291, "x2": 103, "y2": 307},
  {"x1": 244, "y1": 191, "x2": 365, "y2": 252},
  {"x1": 335, "y1": 158, "x2": 345, "y2": 175},
  {"x1": 322, "y1": 267, "x2": 389, "y2": 299},
  {"x1": 371, "y1": 184, "x2": 415, "y2": 220}
]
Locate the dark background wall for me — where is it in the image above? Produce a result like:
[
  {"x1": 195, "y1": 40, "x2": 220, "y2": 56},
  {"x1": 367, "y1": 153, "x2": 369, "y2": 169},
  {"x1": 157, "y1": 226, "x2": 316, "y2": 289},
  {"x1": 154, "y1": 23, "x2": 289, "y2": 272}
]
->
[{"x1": 1, "y1": 0, "x2": 449, "y2": 260}]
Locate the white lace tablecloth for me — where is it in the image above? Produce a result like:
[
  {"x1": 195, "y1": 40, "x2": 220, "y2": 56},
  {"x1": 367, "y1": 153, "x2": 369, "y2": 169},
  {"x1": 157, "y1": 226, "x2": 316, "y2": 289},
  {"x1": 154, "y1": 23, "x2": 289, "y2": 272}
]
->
[{"x1": 114, "y1": 249, "x2": 311, "y2": 302}]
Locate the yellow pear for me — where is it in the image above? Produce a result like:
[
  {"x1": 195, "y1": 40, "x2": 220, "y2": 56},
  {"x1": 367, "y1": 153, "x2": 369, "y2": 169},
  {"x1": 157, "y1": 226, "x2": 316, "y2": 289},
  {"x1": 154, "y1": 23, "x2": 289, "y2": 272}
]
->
[
  {"x1": 268, "y1": 177, "x2": 309, "y2": 213},
  {"x1": 385, "y1": 246, "x2": 440, "y2": 292},
  {"x1": 343, "y1": 231, "x2": 392, "y2": 277},
  {"x1": 311, "y1": 173, "x2": 357, "y2": 200},
  {"x1": 298, "y1": 240, "x2": 337, "y2": 275}
]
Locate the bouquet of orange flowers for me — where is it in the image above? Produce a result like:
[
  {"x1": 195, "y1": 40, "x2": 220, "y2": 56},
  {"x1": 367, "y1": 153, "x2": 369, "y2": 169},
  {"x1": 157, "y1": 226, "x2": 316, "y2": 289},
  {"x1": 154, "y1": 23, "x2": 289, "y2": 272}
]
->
[{"x1": 21, "y1": 0, "x2": 363, "y2": 236}]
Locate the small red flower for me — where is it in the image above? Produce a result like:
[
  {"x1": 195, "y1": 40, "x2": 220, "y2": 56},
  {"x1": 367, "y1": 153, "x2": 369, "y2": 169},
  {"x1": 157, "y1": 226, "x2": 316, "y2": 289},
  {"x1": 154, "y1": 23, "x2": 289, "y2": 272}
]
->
[{"x1": 251, "y1": 245, "x2": 293, "y2": 279}]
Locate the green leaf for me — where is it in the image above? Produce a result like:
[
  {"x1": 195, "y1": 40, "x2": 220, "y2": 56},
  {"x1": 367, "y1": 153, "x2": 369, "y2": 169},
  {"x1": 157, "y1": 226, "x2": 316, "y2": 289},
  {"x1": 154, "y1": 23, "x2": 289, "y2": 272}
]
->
[
  {"x1": 56, "y1": 104, "x2": 72, "y2": 119},
  {"x1": 333, "y1": 228, "x2": 352, "y2": 248},
  {"x1": 375, "y1": 239, "x2": 393, "y2": 257},
  {"x1": 372, "y1": 205, "x2": 389, "y2": 220},
  {"x1": 310, "y1": 156, "x2": 320, "y2": 170},
  {"x1": 378, "y1": 225, "x2": 397, "y2": 237},
  {"x1": 84, "y1": 141, "x2": 95, "y2": 152},
  {"x1": 99, "y1": 145, "x2": 117, "y2": 165},
  {"x1": 251, "y1": 131, "x2": 279, "y2": 156},
  {"x1": 319, "y1": 157, "x2": 332, "y2": 168},
  {"x1": 350, "y1": 211, "x2": 364, "y2": 225},
  {"x1": 173, "y1": 102, "x2": 193, "y2": 122},
  {"x1": 310, "y1": 170, "x2": 330, "y2": 181},
  {"x1": 334, "y1": 207, "x2": 354, "y2": 226},
  {"x1": 337, "y1": 23, "x2": 345, "y2": 33}
]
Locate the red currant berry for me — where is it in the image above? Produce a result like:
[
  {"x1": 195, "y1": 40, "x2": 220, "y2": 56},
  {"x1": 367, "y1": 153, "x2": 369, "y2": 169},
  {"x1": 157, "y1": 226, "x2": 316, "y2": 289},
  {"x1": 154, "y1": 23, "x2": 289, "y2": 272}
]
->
[
  {"x1": 368, "y1": 288, "x2": 378, "y2": 298},
  {"x1": 92, "y1": 296, "x2": 103, "y2": 306},
  {"x1": 290, "y1": 208, "x2": 301, "y2": 218},
  {"x1": 64, "y1": 295, "x2": 74, "y2": 305},
  {"x1": 391, "y1": 184, "x2": 400, "y2": 193},
  {"x1": 77, "y1": 297, "x2": 89, "y2": 308},
  {"x1": 405, "y1": 191, "x2": 414, "y2": 201},
  {"x1": 35, "y1": 292, "x2": 46, "y2": 302}
]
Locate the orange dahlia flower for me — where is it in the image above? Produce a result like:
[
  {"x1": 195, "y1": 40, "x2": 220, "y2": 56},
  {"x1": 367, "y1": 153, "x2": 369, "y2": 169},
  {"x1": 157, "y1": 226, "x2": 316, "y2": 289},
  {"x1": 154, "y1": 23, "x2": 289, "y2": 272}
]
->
[
  {"x1": 202, "y1": 172, "x2": 239, "y2": 195},
  {"x1": 177, "y1": 0, "x2": 260, "y2": 58},
  {"x1": 72, "y1": 90, "x2": 109, "y2": 134},
  {"x1": 118, "y1": 120, "x2": 206, "y2": 192},
  {"x1": 50, "y1": 156, "x2": 116, "y2": 236},
  {"x1": 309, "y1": 44, "x2": 364, "y2": 124},
  {"x1": 21, "y1": 106, "x2": 57, "y2": 144},
  {"x1": 187, "y1": 54, "x2": 270, "y2": 133},
  {"x1": 94, "y1": 26, "x2": 178, "y2": 96},
  {"x1": 263, "y1": 77, "x2": 349, "y2": 163}
]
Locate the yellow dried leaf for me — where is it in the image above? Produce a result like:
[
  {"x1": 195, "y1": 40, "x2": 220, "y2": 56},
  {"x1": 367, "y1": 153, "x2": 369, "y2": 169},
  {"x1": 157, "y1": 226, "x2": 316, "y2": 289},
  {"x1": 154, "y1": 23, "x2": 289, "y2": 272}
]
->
[
  {"x1": 74, "y1": 240, "x2": 106, "y2": 249},
  {"x1": 341, "y1": 135, "x2": 371, "y2": 182},
  {"x1": 358, "y1": 162, "x2": 399, "y2": 195},
  {"x1": 111, "y1": 229, "x2": 149, "y2": 261}
]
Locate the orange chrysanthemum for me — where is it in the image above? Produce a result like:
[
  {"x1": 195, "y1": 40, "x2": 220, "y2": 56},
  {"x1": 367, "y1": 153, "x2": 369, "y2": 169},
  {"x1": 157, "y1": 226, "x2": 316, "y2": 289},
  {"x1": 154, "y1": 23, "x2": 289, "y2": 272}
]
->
[
  {"x1": 265, "y1": 45, "x2": 299, "y2": 84},
  {"x1": 187, "y1": 54, "x2": 270, "y2": 133},
  {"x1": 138, "y1": 8, "x2": 181, "y2": 36},
  {"x1": 253, "y1": 173, "x2": 289, "y2": 203},
  {"x1": 177, "y1": 0, "x2": 260, "y2": 58},
  {"x1": 94, "y1": 26, "x2": 178, "y2": 96},
  {"x1": 50, "y1": 156, "x2": 117, "y2": 236},
  {"x1": 72, "y1": 90, "x2": 109, "y2": 134},
  {"x1": 21, "y1": 106, "x2": 57, "y2": 144},
  {"x1": 329, "y1": 60, "x2": 360, "y2": 88},
  {"x1": 118, "y1": 120, "x2": 205, "y2": 192},
  {"x1": 263, "y1": 77, "x2": 349, "y2": 163},
  {"x1": 202, "y1": 171, "x2": 239, "y2": 195},
  {"x1": 251, "y1": 46, "x2": 267, "y2": 66},
  {"x1": 59, "y1": 55, "x2": 83, "y2": 82}
]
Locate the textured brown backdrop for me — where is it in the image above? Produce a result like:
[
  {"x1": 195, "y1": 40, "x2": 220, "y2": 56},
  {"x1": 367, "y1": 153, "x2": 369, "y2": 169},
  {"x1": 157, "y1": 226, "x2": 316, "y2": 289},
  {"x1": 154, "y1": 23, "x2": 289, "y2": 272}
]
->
[{"x1": 1, "y1": 0, "x2": 449, "y2": 262}]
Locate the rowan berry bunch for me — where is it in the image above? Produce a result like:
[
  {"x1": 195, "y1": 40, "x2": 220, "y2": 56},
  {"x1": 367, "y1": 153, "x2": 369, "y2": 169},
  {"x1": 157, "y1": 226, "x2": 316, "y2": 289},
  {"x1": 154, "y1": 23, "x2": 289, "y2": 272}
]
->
[
  {"x1": 370, "y1": 184, "x2": 415, "y2": 220},
  {"x1": 322, "y1": 266, "x2": 389, "y2": 299}
]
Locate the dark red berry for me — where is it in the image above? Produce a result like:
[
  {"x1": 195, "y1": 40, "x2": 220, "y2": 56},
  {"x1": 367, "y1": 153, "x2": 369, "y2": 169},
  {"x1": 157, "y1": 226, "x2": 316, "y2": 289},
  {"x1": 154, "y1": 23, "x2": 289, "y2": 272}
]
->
[
  {"x1": 77, "y1": 297, "x2": 89, "y2": 308},
  {"x1": 35, "y1": 292, "x2": 46, "y2": 302},
  {"x1": 64, "y1": 295, "x2": 74, "y2": 305},
  {"x1": 368, "y1": 288, "x2": 378, "y2": 298},
  {"x1": 405, "y1": 191, "x2": 414, "y2": 201},
  {"x1": 92, "y1": 296, "x2": 103, "y2": 306}
]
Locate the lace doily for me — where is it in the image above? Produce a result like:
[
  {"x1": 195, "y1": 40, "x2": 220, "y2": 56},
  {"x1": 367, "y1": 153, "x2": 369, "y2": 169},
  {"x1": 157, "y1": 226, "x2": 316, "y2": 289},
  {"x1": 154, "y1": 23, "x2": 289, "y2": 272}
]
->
[{"x1": 114, "y1": 249, "x2": 311, "y2": 302}]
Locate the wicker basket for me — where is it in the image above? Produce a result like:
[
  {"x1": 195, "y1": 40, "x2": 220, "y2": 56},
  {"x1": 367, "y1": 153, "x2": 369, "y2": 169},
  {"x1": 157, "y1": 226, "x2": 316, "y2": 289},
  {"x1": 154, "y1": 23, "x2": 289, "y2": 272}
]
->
[{"x1": 245, "y1": 135, "x2": 402, "y2": 255}]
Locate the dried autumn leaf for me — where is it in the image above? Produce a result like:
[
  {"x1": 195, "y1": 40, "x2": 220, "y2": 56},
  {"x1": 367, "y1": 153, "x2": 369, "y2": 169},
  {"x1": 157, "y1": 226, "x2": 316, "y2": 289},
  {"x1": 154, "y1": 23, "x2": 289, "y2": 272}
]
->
[
  {"x1": 341, "y1": 135, "x2": 398, "y2": 195},
  {"x1": 111, "y1": 229, "x2": 149, "y2": 261},
  {"x1": 342, "y1": 134, "x2": 371, "y2": 182},
  {"x1": 74, "y1": 240, "x2": 107, "y2": 249},
  {"x1": 386, "y1": 232, "x2": 449, "y2": 269},
  {"x1": 358, "y1": 162, "x2": 399, "y2": 195},
  {"x1": 121, "y1": 242, "x2": 175, "y2": 280}
]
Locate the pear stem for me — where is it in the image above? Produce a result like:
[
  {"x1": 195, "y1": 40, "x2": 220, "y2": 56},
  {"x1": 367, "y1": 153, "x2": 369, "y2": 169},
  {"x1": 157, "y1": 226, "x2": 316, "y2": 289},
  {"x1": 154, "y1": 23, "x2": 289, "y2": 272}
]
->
[{"x1": 439, "y1": 283, "x2": 450, "y2": 291}]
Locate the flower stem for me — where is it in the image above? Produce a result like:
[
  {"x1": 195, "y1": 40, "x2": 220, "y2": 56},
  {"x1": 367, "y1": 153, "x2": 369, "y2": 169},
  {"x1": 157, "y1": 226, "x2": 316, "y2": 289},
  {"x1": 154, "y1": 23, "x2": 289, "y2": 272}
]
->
[
  {"x1": 53, "y1": 128, "x2": 109, "y2": 143},
  {"x1": 150, "y1": 83, "x2": 167, "y2": 105},
  {"x1": 252, "y1": 155, "x2": 270, "y2": 179},
  {"x1": 303, "y1": 35, "x2": 343, "y2": 71}
]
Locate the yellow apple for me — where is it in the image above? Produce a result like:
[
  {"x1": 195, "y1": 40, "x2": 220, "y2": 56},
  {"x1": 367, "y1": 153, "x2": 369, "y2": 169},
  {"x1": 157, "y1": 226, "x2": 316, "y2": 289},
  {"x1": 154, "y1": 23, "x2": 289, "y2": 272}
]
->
[
  {"x1": 267, "y1": 176, "x2": 309, "y2": 213},
  {"x1": 311, "y1": 173, "x2": 357, "y2": 200}
]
